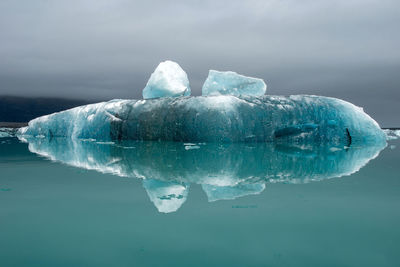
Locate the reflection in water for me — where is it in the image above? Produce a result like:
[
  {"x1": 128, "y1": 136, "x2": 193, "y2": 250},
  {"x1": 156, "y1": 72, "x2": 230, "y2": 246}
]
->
[
  {"x1": 21, "y1": 137, "x2": 385, "y2": 213},
  {"x1": 143, "y1": 179, "x2": 189, "y2": 213}
]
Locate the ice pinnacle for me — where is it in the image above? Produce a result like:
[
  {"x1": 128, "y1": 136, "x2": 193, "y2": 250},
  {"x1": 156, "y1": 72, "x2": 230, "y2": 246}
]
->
[
  {"x1": 202, "y1": 70, "x2": 266, "y2": 96},
  {"x1": 142, "y1": 60, "x2": 191, "y2": 99}
]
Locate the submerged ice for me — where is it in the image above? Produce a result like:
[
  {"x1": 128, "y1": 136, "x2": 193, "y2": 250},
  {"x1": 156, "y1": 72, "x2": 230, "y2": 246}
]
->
[
  {"x1": 202, "y1": 70, "x2": 267, "y2": 96},
  {"x1": 142, "y1": 60, "x2": 191, "y2": 99},
  {"x1": 19, "y1": 95, "x2": 386, "y2": 146}
]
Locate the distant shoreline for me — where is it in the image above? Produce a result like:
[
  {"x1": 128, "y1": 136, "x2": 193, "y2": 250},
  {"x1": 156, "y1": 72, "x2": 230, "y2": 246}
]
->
[{"x1": 0, "y1": 122, "x2": 28, "y2": 128}]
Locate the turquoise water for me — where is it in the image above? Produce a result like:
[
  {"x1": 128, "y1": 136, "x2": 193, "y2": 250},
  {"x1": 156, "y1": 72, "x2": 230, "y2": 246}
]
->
[{"x1": 1, "y1": 135, "x2": 399, "y2": 266}]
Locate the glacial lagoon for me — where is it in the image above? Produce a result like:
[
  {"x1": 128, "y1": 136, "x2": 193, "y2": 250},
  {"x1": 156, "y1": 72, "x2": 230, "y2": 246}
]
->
[{"x1": 1, "y1": 131, "x2": 400, "y2": 266}]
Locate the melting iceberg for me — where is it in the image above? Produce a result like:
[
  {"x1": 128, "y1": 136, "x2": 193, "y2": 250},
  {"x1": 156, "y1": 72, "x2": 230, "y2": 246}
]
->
[
  {"x1": 202, "y1": 70, "x2": 266, "y2": 96},
  {"x1": 142, "y1": 60, "x2": 190, "y2": 99},
  {"x1": 19, "y1": 95, "x2": 386, "y2": 146},
  {"x1": 20, "y1": 136, "x2": 385, "y2": 212}
]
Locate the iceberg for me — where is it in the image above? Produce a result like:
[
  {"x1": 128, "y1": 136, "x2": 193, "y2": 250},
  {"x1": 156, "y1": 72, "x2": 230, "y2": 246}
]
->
[
  {"x1": 142, "y1": 60, "x2": 191, "y2": 99},
  {"x1": 20, "y1": 136, "x2": 385, "y2": 212},
  {"x1": 202, "y1": 70, "x2": 266, "y2": 96},
  {"x1": 19, "y1": 95, "x2": 386, "y2": 146},
  {"x1": 0, "y1": 128, "x2": 16, "y2": 138},
  {"x1": 384, "y1": 129, "x2": 400, "y2": 140}
]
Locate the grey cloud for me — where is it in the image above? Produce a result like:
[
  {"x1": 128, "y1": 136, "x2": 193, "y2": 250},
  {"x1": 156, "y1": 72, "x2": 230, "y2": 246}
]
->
[{"x1": 0, "y1": 0, "x2": 399, "y2": 126}]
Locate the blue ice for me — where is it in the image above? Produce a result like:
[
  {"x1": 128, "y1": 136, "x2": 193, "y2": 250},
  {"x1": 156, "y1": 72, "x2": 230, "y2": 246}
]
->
[
  {"x1": 19, "y1": 95, "x2": 386, "y2": 146},
  {"x1": 202, "y1": 70, "x2": 266, "y2": 96}
]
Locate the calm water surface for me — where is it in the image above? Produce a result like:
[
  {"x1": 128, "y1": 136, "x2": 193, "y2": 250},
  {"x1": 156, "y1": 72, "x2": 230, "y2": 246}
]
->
[{"x1": 0, "y1": 134, "x2": 399, "y2": 267}]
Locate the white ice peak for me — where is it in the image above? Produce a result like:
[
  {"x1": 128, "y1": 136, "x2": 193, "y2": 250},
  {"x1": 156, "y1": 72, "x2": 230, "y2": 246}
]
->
[
  {"x1": 142, "y1": 60, "x2": 191, "y2": 99},
  {"x1": 142, "y1": 61, "x2": 267, "y2": 99}
]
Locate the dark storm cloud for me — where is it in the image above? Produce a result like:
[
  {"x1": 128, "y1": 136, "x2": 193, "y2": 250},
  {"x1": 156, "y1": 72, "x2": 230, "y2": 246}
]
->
[{"x1": 0, "y1": 0, "x2": 399, "y2": 126}]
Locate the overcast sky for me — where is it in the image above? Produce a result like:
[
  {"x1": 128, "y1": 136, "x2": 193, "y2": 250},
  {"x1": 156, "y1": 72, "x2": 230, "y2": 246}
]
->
[{"x1": 0, "y1": 0, "x2": 399, "y2": 126}]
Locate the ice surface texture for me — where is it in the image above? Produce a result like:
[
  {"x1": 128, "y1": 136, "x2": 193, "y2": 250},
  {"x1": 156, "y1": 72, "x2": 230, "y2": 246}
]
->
[
  {"x1": 202, "y1": 70, "x2": 267, "y2": 96},
  {"x1": 142, "y1": 61, "x2": 190, "y2": 99},
  {"x1": 21, "y1": 137, "x2": 385, "y2": 212},
  {"x1": 19, "y1": 95, "x2": 386, "y2": 146}
]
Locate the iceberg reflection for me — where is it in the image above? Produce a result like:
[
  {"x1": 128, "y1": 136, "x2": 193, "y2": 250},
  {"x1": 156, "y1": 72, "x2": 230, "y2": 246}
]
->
[{"x1": 22, "y1": 137, "x2": 385, "y2": 213}]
